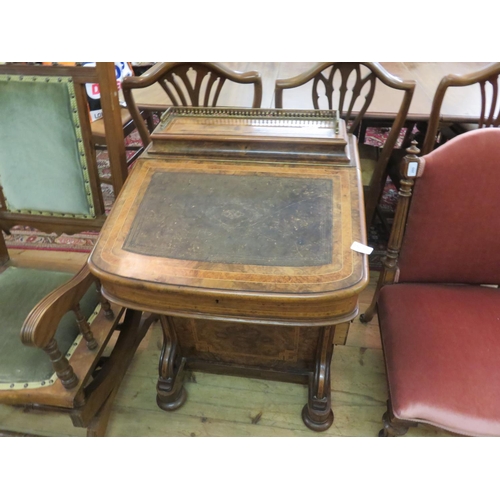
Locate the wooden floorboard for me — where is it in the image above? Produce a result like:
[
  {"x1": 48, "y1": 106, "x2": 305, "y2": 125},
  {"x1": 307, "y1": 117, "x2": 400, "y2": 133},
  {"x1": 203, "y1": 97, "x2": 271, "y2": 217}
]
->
[{"x1": 0, "y1": 250, "x2": 452, "y2": 437}]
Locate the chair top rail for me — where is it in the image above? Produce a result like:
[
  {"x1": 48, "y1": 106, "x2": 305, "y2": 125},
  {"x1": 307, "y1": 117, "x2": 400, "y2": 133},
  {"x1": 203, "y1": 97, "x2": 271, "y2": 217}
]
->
[{"x1": 422, "y1": 62, "x2": 500, "y2": 155}]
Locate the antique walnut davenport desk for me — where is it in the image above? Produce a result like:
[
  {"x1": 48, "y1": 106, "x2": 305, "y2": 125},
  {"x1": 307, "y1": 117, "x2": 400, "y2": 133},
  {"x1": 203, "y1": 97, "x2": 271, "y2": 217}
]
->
[{"x1": 88, "y1": 107, "x2": 368, "y2": 431}]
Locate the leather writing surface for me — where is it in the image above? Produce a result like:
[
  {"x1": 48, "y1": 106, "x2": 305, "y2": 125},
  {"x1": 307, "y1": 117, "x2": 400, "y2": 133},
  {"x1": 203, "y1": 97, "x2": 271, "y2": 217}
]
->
[{"x1": 124, "y1": 171, "x2": 333, "y2": 267}]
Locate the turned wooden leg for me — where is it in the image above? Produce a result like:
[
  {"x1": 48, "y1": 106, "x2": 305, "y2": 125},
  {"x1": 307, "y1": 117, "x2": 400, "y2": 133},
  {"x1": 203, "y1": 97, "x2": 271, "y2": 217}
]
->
[
  {"x1": 74, "y1": 304, "x2": 98, "y2": 350},
  {"x1": 157, "y1": 315, "x2": 187, "y2": 411},
  {"x1": 379, "y1": 400, "x2": 415, "y2": 437},
  {"x1": 302, "y1": 325, "x2": 335, "y2": 432},
  {"x1": 95, "y1": 280, "x2": 114, "y2": 319},
  {"x1": 43, "y1": 339, "x2": 78, "y2": 389}
]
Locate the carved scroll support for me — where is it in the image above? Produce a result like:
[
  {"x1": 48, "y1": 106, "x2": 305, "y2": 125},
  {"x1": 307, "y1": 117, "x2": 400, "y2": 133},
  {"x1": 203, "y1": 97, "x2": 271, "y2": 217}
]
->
[
  {"x1": 302, "y1": 325, "x2": 335, "y2": 432},
  {"x1": 43, "y1": 339, "x2": 78, "y2": 389},
  {"x1": 156, "y1": 315, "x2": 187, "y2": 411}
]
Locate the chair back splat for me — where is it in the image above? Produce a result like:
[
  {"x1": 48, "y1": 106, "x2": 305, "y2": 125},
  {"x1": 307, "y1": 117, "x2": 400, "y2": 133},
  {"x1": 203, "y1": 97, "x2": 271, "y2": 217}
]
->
[
  {"x1": 122, "y1": 62, "x2": 263, "y2": 147},
  {"x1": 362, "y1": 128, "x2": 500, "y2": 437},
  {"x1": 274, "y1": 62, "x2": 415, "y2": 226}
]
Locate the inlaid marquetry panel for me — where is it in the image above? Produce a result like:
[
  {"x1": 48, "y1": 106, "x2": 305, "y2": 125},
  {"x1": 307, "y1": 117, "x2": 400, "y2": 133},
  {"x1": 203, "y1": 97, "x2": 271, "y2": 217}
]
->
[{"x1": 172, "y1": 317, "x2": 321, "y2": 372}]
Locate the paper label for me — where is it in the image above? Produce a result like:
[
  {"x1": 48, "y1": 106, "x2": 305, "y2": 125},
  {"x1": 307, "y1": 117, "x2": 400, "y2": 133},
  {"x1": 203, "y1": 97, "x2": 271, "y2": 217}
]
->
[
  {"x1": 350, "y1": 241, "x2": 373, "y2": 255},
  {"x1": 407, "y1": 160, "x2": 419, "y2": 177}
]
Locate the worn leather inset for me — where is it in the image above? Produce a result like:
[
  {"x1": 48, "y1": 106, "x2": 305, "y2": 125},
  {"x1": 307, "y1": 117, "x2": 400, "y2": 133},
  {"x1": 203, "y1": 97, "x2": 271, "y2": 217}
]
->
[{"x1": 124, "y1": 171, "x2": 334, "y2": 267}]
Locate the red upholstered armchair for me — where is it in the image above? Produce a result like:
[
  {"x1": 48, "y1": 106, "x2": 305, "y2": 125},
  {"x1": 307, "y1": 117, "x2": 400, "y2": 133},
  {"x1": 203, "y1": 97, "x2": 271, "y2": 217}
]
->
[{"x1": 361, "y1": 128, "x2": 500, "y2": 437}]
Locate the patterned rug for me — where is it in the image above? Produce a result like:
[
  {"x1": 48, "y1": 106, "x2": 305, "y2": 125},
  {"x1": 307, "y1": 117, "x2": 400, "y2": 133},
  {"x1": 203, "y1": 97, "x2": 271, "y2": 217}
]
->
[{"x1": 4, "y1": 124, "x2": 401, "y2": 269}]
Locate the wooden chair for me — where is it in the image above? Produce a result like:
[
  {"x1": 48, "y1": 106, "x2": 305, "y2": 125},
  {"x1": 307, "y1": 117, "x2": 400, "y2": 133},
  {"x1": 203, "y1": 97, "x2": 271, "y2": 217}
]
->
[
  {"x1": 37, "y1": 62, "x2": 131, "y2": 197},
  {"x1": 361, "y1": 128, "x2": 500, "y2": 437},
  {"x1": 41, "y1": 62, "x2": 145, "y2": 175},
  {"x1": 91, "y1": 106, "x2": 144, "y2": 169},
  {"x1": 122, "y1": 62, "x2": 263, "y2": 147},
  {"x1": 0, "y1": 63, "x2": 150, "y2": 436},
  {"x1": 421, "y1": 62, "x2": 500, "y2": 155},
  {"x1": 90, "y1": 62, "x2": 153, "y2": 172},
  {"x1": 274, "y1": 62, "x2": 415, "y2": 226}
]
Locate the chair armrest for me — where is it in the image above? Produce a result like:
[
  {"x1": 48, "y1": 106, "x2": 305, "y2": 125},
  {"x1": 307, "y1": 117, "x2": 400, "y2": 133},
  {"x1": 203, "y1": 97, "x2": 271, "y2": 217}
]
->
[{"x1": 20, "y1": 264, "x2": 96, "y2": 349}]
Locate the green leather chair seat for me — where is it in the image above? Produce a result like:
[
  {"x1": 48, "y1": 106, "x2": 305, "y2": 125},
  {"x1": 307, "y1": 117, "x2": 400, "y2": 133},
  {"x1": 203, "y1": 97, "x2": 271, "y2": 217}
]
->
[{"x1": 0, "y1": 267, "x2": 99, "y2": 386}]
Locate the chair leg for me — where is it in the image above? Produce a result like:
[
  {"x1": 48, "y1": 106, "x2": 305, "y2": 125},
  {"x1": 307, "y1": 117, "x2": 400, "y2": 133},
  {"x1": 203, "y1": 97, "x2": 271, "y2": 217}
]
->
[
  {"x1": 360, "y1": 267, "x2": 388, "y2": 323},
  {"x1": 360, "y1": 303, "x2": 377, "y2": 324},
  {"x1": 375, "y1": 206, "x2": 392, "y2": 236},
  {"x1": 379, "y1": 400, "x2": 415, "y2": 437},
  {"x1": 71, "y1": 309, "x2": 154, "y2": 434},
  {"x1": 86, "y1": 385, "x2": 120, "y2": 437},
  {"x1": 0, "y1": 231, "x2": 9, "y2": 266},
  {"x1": 145, "y1": 111, "x2": 155, "y2": 133}
]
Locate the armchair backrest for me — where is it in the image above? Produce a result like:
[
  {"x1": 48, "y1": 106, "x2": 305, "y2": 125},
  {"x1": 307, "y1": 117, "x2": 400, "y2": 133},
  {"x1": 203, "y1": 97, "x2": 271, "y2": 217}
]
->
[
  {"x1": 0, "y1": 63, "x2": 126, "y2": 238},
  {"x1": 422, "y1": 62, "x2": 500, "y2": 155},
  {"x1": 397, "y1": 128, "x2": 500, "y2": 284},
  {"x1": 122, "y1": 62, "x2": 263, "y2": 146}
]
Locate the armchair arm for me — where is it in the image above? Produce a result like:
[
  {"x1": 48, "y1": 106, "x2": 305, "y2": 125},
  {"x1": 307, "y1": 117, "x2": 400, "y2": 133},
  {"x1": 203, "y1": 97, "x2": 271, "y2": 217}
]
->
[{"x1": 21, "y1": 264, "x2": 96, "y2": 348}]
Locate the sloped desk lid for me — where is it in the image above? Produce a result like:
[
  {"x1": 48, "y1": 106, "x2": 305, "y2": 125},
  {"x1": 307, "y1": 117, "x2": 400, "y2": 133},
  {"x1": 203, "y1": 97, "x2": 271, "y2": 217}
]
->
[
  {"x1": 90, "y1": 154, "x2": 366, "y2": 295},
  {"x1": 89, "y1": 111, "x2": 368, "y2": 324}
]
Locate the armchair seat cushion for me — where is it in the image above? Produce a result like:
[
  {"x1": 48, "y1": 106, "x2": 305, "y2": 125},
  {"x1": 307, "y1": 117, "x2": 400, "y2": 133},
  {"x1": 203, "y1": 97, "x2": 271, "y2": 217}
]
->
[
  {"x1": 0, "y1": 267, "x2": 99, "y2": 387},
  {"x1": 378, "y1": 283, "x2": 500, "y2": 436}
]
